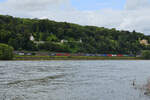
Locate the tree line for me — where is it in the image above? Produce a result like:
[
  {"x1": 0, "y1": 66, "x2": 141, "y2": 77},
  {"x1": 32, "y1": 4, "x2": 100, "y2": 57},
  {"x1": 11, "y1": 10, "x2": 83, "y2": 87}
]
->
[{"x1": 0, "y1": 14, "x2": 150, "y2": 54}]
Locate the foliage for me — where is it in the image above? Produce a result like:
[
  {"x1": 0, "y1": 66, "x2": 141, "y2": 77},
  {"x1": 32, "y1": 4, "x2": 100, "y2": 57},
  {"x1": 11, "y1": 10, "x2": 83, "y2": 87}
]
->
[
  {"x1": 141, "y1": 50, "x2": 150, "y2": 59},
  {"x1": 0, "y1": 14, "x2": 150, "y2": 54},
  {"x1": 0, "y1": 43, "x2": 14, "y2": 60}
]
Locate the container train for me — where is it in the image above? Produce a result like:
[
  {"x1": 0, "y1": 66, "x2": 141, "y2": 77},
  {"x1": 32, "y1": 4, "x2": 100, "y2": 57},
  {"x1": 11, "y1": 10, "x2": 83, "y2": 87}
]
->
[{"x1": 49, "y1": 53, "x2": 135, "y2": 57}]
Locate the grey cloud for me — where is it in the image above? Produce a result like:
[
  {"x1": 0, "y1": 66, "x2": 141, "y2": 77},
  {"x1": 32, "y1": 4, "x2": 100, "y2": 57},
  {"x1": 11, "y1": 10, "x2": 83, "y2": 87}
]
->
[
  {"x1": 125, "y1": 0, "x2": 150, "y2": 10},
  {"x1": 0, "y1": 0, "x2": 68, "y2": 11},
  {"x1": 119, "y1": 0, "x2": 150, "y2": 34},
  {"x1": 0, "y1": 0, "x2": 150, "y2": 34}
]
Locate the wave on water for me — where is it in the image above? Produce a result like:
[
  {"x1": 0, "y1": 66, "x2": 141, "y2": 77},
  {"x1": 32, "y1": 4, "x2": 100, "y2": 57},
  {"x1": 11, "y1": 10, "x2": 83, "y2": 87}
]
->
[{"x1": 6, "y1": 74, "x2": 66, "y2": 86}]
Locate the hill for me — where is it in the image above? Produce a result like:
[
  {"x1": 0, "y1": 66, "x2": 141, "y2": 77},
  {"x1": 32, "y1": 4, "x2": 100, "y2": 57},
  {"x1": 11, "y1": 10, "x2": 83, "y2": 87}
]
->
[{"x1": 0, "y1": 14, "x2": 150, "y2": 54}]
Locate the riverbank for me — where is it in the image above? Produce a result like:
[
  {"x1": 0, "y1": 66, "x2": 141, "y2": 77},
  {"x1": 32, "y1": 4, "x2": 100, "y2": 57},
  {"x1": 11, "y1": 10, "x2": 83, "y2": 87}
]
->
[{"x1": 14, "y1": 55, "x2": 142, "y2": 60}]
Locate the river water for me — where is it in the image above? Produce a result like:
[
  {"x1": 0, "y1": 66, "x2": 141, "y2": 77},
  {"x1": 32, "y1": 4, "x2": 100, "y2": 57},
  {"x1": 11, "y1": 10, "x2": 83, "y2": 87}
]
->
[{"x1": 0, "y1": 60, "x2": 150, "y2": 100}]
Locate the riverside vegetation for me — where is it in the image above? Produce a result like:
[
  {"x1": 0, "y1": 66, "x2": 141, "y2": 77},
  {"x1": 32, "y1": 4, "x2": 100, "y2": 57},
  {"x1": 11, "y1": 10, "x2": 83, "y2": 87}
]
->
[
  {"x1": 0, "y1": 43, "x2": 13, "y2": 60},
  {"x1": 0, "y1": 15, "x2": 150, "y2": 56},
  {"x1": 141, "y1": 50, "x2": 150, "y2": 59}
]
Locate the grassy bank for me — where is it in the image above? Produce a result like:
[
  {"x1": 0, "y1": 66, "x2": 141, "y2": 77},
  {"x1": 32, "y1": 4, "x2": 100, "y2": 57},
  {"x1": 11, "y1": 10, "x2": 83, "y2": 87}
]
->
[{"x1": 14, "y1": 55, "x2": 142, "y2": 60}]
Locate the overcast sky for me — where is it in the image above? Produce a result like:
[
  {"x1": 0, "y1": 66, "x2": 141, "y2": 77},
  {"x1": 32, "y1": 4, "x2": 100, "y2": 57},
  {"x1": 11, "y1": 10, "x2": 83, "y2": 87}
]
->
[{"x1": 0, "y1": 0, "x2": 150, "y2": 35}]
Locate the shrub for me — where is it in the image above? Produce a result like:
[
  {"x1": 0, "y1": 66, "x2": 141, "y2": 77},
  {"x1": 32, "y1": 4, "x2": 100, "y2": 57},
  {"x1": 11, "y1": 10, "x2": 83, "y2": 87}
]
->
[
  {"x1": 141, "y1": 50, "x2": 150, "y2": 59},
  {"x1": 0, "y1": 43, "x2": 14, "y2": 60}
]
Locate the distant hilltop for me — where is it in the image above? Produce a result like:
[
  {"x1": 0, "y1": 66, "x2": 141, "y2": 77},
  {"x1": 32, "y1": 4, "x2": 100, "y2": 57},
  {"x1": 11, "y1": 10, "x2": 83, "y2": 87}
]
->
[{"x1": 0, "y1": 14, "x2": 150, "y2": 54}]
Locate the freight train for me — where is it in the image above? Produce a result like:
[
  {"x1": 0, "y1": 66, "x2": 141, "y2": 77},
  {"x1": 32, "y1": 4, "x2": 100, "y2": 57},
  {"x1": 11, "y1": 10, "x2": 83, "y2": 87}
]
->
[
  {"x1": 49, "y1": 53, "x2": 135, "y2": 57},
  {"x1": 15, "y1": 51, "x2": 135, "y2": 57}
]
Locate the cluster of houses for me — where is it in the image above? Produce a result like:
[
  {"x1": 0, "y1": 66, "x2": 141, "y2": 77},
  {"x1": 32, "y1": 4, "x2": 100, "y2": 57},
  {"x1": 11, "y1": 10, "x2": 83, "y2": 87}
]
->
[
  {"x1": 15, "y1": 35, "x2": 148, "y2": 57},
  {"x1": 30, "y1": 35, "x2": 82, "y2": 44},
  {"x1": 30, "y1": 34, "x2": 149, "y2": 46}
]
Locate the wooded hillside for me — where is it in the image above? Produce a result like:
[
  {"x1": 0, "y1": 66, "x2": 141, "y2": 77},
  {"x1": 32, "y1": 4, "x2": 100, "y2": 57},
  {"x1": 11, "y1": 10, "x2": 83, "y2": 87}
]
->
[{"x1": 0, "y1": 15, "x2": 150, "y2": 54}]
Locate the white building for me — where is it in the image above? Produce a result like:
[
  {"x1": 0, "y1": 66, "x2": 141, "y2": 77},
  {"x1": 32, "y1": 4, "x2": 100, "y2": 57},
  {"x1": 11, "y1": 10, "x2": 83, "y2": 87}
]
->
[
  {"x1": 30, "y1": 35, "x2": 35, "y2": 41},
  {"x1": 79, "y1": 39, "x2": 82, "y2": 43},
  {"x1": 61, "y1": 40, "x2": 68, "y2": 43},
  {"x1": 30, "y1": 35, "x2": 45, "y2": 44},
  {"x1": 140, "y1": 39, "x2": 149, "y2": 45},
  {"x1": 60, "y1": 39, "x2": 82, "y2": 43}
]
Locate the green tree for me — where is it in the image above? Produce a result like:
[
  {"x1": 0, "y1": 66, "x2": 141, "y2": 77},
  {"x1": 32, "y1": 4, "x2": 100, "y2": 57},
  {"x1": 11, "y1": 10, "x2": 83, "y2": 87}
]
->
[
  {"x1": 46, "y1": 34, "x2": 58, "y2": 42},
  {"x1": 0, "y1": 43, "x2": 14, "y2": 60},
  {"x1": 141, "y1": 50, "x2": 150, "y2": 59},
  {"x1": 0, "y1": 30, "x2": 11, "y2": 43}
]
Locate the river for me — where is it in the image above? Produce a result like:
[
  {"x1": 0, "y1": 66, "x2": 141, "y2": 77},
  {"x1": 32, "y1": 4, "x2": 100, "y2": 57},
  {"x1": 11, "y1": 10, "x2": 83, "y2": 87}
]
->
[{"x1": 0, "y1": 60, "x2": 150, "y2": 100}]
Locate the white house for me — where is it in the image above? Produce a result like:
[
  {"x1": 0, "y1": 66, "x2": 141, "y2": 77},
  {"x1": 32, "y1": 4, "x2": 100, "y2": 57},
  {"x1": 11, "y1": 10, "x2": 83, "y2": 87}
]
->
[
  {"x1": 30, "y1": 35, "x2": 45, "y2": 44},
  {"x1": 61, "y1": 40, "x2": 68, "y2": 43},
  {"x1": 30, "y1": 35, "x2": 35, "y2": 41},
  {"x1": 140, "y1": 39, "x2": 149, "y2": 45},
  {"x1": 60, "y1": 39, "x2": 82, "y2": 43},
  {"x1": 79, "y1": 39, "x2": 82, "y2": 43}
]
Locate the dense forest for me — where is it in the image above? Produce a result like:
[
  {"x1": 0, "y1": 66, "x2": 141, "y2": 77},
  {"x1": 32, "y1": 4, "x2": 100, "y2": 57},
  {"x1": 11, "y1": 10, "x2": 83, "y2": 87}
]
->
[{"x1": 0, "y1": 14, "x2": 150, "y2": 54}]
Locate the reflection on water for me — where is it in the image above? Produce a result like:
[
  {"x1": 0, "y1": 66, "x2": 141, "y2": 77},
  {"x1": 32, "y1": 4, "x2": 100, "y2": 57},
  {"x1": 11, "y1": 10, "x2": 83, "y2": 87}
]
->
[{"x1": 0, "y1": 60, "x2": 150, "y2": 100}]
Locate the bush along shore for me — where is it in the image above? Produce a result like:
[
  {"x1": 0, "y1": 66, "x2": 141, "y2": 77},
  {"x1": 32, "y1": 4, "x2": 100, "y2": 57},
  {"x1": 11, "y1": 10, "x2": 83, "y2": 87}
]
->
[{"x1": 0, "y1": 43, "x2": 14, "y2": 60}]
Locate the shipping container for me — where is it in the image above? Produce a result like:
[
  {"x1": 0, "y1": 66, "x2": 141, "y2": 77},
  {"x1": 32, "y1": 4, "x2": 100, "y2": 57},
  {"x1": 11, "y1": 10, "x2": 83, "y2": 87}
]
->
[
  {"x1": 85, "y1": 54, "x2": 90, "y2": 56},
  {"x1": 91, "y1": 54, "x2": 96, "y2": 56},
  {"x1": 117, "y1": 54, "x2": 123, "y2": 57},
  {"x1": 97, "y1": 54, "x2": 102, "y2": 56},
  {"x1": 107, "y1": 54, "x2": 112, "y2": 57},
  {"x1": 64, "y1": 53, "x2": 70, "y2": 56},
  {"x1": 112, "y1": 54, "x2": 117, "y2": 57},
  {"x1": 50, "y1": 53, "x2": 56, "y2": 56},
  {"x1": 123, "y1": 54, "x2": 129, "y2": 57},
  {"x1": 101, "y1": 54, "x2": 107, "y2": 56},
  {"x1": 56, "y1": 53, "x2": 63, "y2": 56},
  {"x1": 129, "y1": 54, "x2": 135, "y2": 57},
  {"x1": 18, "y1": 52, "x2": 25, "y2": 56}
]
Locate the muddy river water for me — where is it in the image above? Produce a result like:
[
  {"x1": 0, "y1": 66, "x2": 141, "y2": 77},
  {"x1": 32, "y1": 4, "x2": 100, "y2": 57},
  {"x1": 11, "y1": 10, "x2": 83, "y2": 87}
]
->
[{"x1": 0, "y1": 60, "x2": 150, "y2": 100}]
